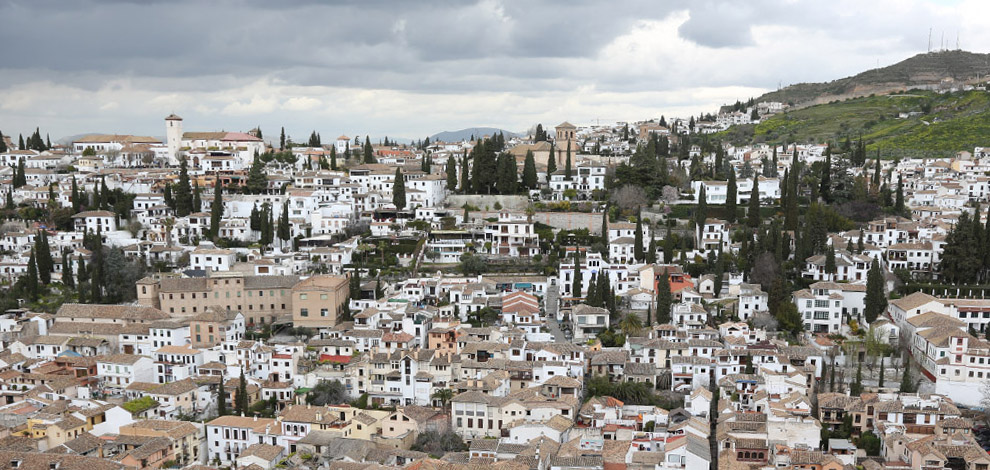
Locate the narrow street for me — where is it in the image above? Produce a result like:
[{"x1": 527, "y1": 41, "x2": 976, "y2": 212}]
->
[{"x1": 545, "y1": 284, "x2": 567, "y2": 343}]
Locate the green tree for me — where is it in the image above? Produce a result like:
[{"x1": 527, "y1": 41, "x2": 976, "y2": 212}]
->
[
  {"x1": 363, "y1": 136, "x2": 376, "y2": 163},
  {"x1": 747, "y1": 176, "x2": 761, "y2": 227},
  {"x1": 899, "y1": 360, "x2": 916, "y2": 393},
  {"x1": 522, "y1": 150, "x2": 538, "y2": 190},
  {"x1": 432, "y1": 388, "x2": 454, "y2": 413},
  {"x1": 392, "y1": 168, "x2": 407, "y2": 209},
  {"x1": 217, "y1": 379, "x2": 228, "y2": 416},
  {"x1": 726, "y1": 169, "x2": 737, "y2": 223},
  {"x1": 878, "y1": 357, "x2": 885, "y2": 388},
  {"x1": 277, "y1": 200, "x2": 290, "y2": 247},
  {"x1": 330, "y1": 146, "x2": 338, "y2": 170},
  {"x1": 192, "y1": 182, "x2": 202, "y2": 213},
  {"x1": 174, "y1": 157, "x2": 193, "y2": 216},
  {"x1": 895, "y1": 174, "x2": 905, "y2": 215},
  {"x1": 820, "y1": 144, "x2": 832, "y2": 202},
  {"x1": 546, "y1": 144, "x2": 557, "y2": 182},
  {"x1": 24, "y1": 249, "x2": 39, "y2": 300},
  {"x1": 459, "y1": 155, "x2": 471, "y2": 193},
  {"x1": 572, "y1": 251, "x2": 583, "y2": 298},
  {"x1": 236, "y1": 371, "x2": 249, "y2": 415},
  {"x1": 825, "y1": 244, "x2": 836, "y2": 277},
  {"x1": 246, "y1": 158, "x2": 268, "y2": 194},
  {"x1": 62, "y1": 250, "x2": 74, "y2": 288},
  {"x1": 446, "y1": 156, "x2": 457, "y2": 191},
  {"x1": 850, "y1": 361, "x2": 863, "y2": 396},
  {"x1": 858, "y1": 431, "x2": 882, "y2": 456},
  {"x1": 279, "y1": 127, "x2": 286, "y2": 150},
  {"x1": 0, "y1": 130, "x2": 5, "y2": 152},
  {"x1": 209, "y1": 182, "x2": 224, "y2": 240},
  {"x1": 35, "y1": 230, "x2": 52, "y2": 285},
  {"x1": 13, "y1": 160, "x2": 26, "y2": 188},
  {"x1": 564, "y1": 139, "x2": 572, "y2": 179},
  {"x1": 775, "y1": 301, "x2": 804, "y2": 337},
  {"x1": 646, "y1": 237, "x2": 657, "y2": 264},
  {"x1": 71, "y1": 177, "x2": 81, "y2": 213},
  {"x1": 656, "y1": 272, "x2": 672, "y2": 324},
  {"x1": 306, "y1": 380, "x2": 348, "y2": 406},
  {"x1": 695, "y1": 186, "x2": 707, "y2": 228},
  {"x1": 634, "y1": 206, "x2": 644, "y2": 262},
  {"x1": 495, "y1": 152, "x2": 517, "y2": 194},
  {"x1": 864, "y1": 258, "x2": 887, "y2": 323}
]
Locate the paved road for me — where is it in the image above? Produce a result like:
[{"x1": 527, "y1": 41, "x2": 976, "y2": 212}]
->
[{"x1": 545, "y1": 284, "x2": 567, "y2": 343}]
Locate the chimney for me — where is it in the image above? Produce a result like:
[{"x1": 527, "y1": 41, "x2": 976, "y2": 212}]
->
[
  {"x1": 316, "y1": 413, "x2": 322, "y2": 422},
  {"x1": 254, "y1": 415, "x2": 258, "y2": 422}
]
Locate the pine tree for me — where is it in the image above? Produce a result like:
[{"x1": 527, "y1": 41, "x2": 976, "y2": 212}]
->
[
  {"x1": 393, "y1": 168, "x2": 406, "y2": 209},
  {"x1": 656, "y1": 272, "x2": 672, "y2": 324},
  {"x1": 634, "y1": 207, "x2": 644, "y2": 262},
  {"x1": 246, "y1": 158, "x2": 268, "y2": 194},
  {"x1": 217, "y1": 378, "x2": 228, "y2": 416},
  {"x1": 210, "y1": 182, "x2": 224, "y2": 240},
  {"x1": 35, "y1": 230, "x2": 52, "y2": 285},
  {"x1": 174, "y1": 157, "x2": 193, "y2": 216},
  {"x1": 522, "y1": 150, "x2": 537, "y2": 189},
  {"x1": 747, "y1": 177, "x2": 761, "y2": 227},
  {"x1": 446, "y1": 156, "x2": 458, "y2": 191},
  {"x1": 25, "y1": 249, "x2": 39, "y2": 300},
  {"x1": 363, "y1": 136, "x2": 375, "y2": 163},
  {"x1": 62, "y1": 250, "x2": 74, "y2": 288},
  {"x1": 571, "y1": 251, "x2": 583, "y2": 298},
  {"x1": 192, "y1": 182, "x2": 202, "y2": 213},
  {"x1": 864, "y1": 258, "x2": 887, "y2": 323},
  {"x1": 726, "y1": 170, "x2": 737, "y2": 223}
]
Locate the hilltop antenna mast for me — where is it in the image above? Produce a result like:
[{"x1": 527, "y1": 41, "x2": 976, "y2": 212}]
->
[
  {"x1": 941, "y1": 31, "x2": 944, "y2": 51},
  {"x1": 956, "y1": 32, "x2": 959, "y2": 50},
  {"x1": 928, "y1": 28, "x2": 932, "y2": 53}
]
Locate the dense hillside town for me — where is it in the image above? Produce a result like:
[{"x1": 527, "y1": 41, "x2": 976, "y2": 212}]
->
[{"x1": 3, "y1": 103, "x2": 990, "y2": 470}]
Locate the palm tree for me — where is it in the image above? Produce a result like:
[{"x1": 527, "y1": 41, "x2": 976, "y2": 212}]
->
[
  {"x1": 619, "y1": 313, "x2": 643, "y2": 337},
  {"x1": 432, "y1": 388, "x2": 454, "y2": 414}
]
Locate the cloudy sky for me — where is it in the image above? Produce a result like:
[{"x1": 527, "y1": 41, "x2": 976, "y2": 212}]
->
[{"x1": 0, "y1": 0, "x2": 985, "y2": 143}]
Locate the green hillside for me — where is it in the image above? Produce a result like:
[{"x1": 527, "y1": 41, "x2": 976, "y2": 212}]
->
[{"x1": 721, "y1": 90, "x2": 990, "y2": 158}]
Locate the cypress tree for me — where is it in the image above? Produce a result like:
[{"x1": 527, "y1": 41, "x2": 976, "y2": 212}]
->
[
  {"x1": 217, "y1": 378, "x2": 228, "y2": 416},
  {"x1": 695, "y1": 186, "x2": 707, "y2": 228},
  {"x1": 363, "y1": 136, "x2": 375, "y2": 163},
  {"x1": 14, "y1": 160, "x2": 26, "y2": 188},
  {"x1": 899, "y1": 361, "x2": 915, "y2": 393},
  {"x1": 564, "y1": 139, "x2": 572, "y2": 180},
  {"x1": 878, "y1": 357, "x2": 885, "y2": 388},
  {"x1": 25, "y1": 249, "x2": 39, "y2": 300},
  {"x1": 35, "y1": 230, "x2": 52, "y2": 285},
  {"x1": 571, "y1": 251, "x2": 583, "y2": 298},
  {"x1": 646, "y1": 237, "x2": 657, "y2": 264},
  {"x1": 421, "y1": 153, "x2": 431, "y2": 173},
  {"x1": 850, "y1": 361, "x2": 863, "y2": 396},
  {"x1": 820, "y1": 144, "x2": 832, "y2": 202},
  {"x1": 713, "y1": 250, "x2": 724, "y2": 297},
  {"x1": 785, "y1": 165, "x2": 799, "y2": 230},
  {"x1": 446, "y1": 156, "x2": 457, "y2": 191},
  {"x1": 163, "y1": 183, "x2": 174, "y2": 209},
  {"x1": 393, "y1": 168, "x2": 406, "y2": 209},
  {"x1": 330, "y1": 146, "x2": 338, "y2": 170},
  {"x1": 656, "y1": 272, "x2": 672, "y2": 324},
  {"x1": 460, "y1": 155, "x2": 471, "y2": 193},
  {"x1": 825, "y1": 244, "x2": 836, "y2": 278},
  {"x1": 586, "y1": 272, "x2": 600, "y2": 307},
  {"x1": 864, "y1": 258, "x2": 887, "y2": 324},
  {"x1": 236, "y1": 370, "x2": 248, "y2": 415},
  {"x1": 872, "y1": 151, "x2": 882, "y2": 190},
  {"x1": 522, "y1": 150, "x2": 537, "y2": 189},
  {"x1": 5, "y1": 191, "x2": 13, "y2": 210},
  {"x1": 192, "y1": 181, "x2": 202, "y2": 213},
  {"x1": 546, "y1": 144, "x2": 557, "y2": 183},
  {"x1": 747, "y1": 177, "x2": 761, "y2": 227},
  {"x1": 71, "y1": 177, "x2": 80, "y2": 213},
  {"x1": 895, "y1": 174, "x2": 905, "y2": 215},
  {"x1": 174, "y1": 157, "x2": 193, "y2": 216},
  {"x1": 62, "y1": 250, "x2": 74, "y2": 288},
  {"x1": 634, "y1": 207, "x2": 644, "y2": 262},
  {"x1": 726, "y1": 169, "x2": 737, "y2": 223},
  {"x1": 601, "y1": 208, "x2": 610, "y2": 255},
  {"x1": 0, "y1": 130, "x2": 5, "y2": 152},
  {"x1": 249, "y1": 203, "x2": 261, "y2": 232},
  {"x1": 18, "y1": 134, "x2": 24, "y2": 151},
  {"x1": 77, "y1": 255, "x2": 88, "y2": 283},
  {"x1": 277, "y1": 200, "x2": 290, "y2": 247},
  {"x1": 210, "y1": 182, "x2": 224, "y2": 240},
  {"x1": 279, "y1": 127, "x2": 286, "y2": 150},
  {"x1": 99, "y1": 177, "x2": 109, "y2": 210}
]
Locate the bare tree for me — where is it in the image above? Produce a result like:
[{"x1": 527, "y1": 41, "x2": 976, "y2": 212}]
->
[
  {"x1": 749, "y1": 253, "x2": 780, "y2": 290},
  {"x1": 660, "y1": 185, "x2": 679, "y2": 204},
  {"x1": 610, "y1": 185, "x2": 649, "y2": 212}
]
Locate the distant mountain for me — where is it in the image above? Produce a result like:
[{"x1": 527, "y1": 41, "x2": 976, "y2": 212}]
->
[
  {"x1": 56, "y1": 133, "x2": 164, "y2": 145},
  {"x1": 430, "y1": 127, "x2": 519, "y2": 143},
  {"x1": 748, "y1": 50, "x2": 990, "y2": 109}
]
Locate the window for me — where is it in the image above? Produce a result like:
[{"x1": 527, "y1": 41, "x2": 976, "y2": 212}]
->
[
  {"x1": 300, "y1": 294, "x2": 308, "y2": 300},
  {"x1": 300, "y1": 309, "x2": 309, "y2": 317}
]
